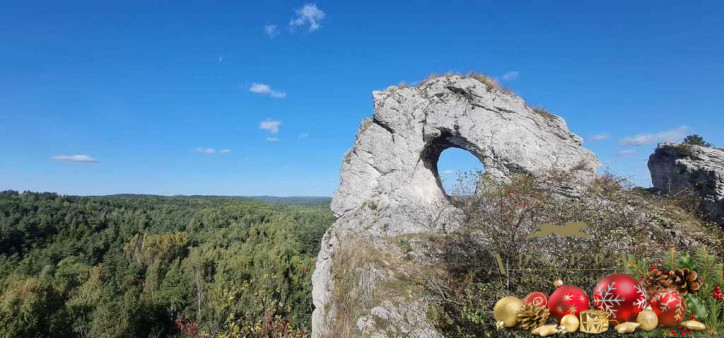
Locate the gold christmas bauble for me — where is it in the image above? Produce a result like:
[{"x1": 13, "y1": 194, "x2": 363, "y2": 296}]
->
[
  {"x1": 560, "y1": 314, "x2": 579, "y2": 332},
  {"x1": 636, "y1": 306, "x2": 658, "y2": 332},
  {"x1": 493, "y1": 296, "x2": 524, "y2": 328}
]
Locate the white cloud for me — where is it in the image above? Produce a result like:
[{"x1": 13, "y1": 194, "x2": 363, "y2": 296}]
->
[
  {"x1": 592, "y1": 133, "x2": 611, "y2": 141},
  {"x1": 614, "y1": 149, "x2": 636, "y2": 158},
  {"x1": 298, "y1": 132, "x2": 310, "y2": 138},
  {"x1": 501, "y1": 71, "x2": 519, "y2": 81},
  {"x1": 260, "y1": 119, "x2": 282, "y2": 134},
  {"x1": 619, "y1": 126, "x2": 690, "y2": 146},
  {"x1": 266, "y1": 137, "x2": 280, "y2": 143},
  {"x1": 249, "y1": 82, "x2": 286, "y2": 98},
  {"x1": 219, "y1": 149, "x2": 232, "y2": 154},
  {"x1": 290, "y1": 4, "x2": 325, "y2": 32},
  {"x1": 264, "y1": 24, "x2": 279, "y2": 38},
  {"x1": 50, "y1": 155, "x2": 98, "y2": 163},
  {"x1": 441, "y1": 170, "x2": 455, "y2": 175},
  {"x1": 195, "y1": 147, "x2": 215, "y2": 154}
]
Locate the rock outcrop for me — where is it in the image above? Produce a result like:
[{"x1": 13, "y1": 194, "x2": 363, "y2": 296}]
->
[
  {"x1": 311, "y1": 74, "x2": 600, "y2": 337},
  {"x1": 649, "y1": 142, "x2": 724, "y2": 226}
]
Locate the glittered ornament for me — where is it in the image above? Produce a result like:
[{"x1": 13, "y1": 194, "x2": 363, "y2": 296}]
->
[
  {"x1": 523, "y1": 291, "x2": 549, "y2": 307},
  {"x1": 531, "y1": 324, "x2": 558, "y2": 336},
  {"x1": 614, "y1": 322, "x2": 640, "y2": 333},
  {"x1": 493, "y1": 296, "x2": 524, "y2": 328},
  {"x1": 593, "y1": 273, "x2": 648, "y2": 325},
  {"x1": 579, "y1": 309, "x2": 610, "y2": 333},
  {"x1": 649, "y1": 289, "x2": 686, "y2": 327},
  {"x1": 548, "y1": 280, "x2": 590, "y2": 321},
  {"x1": 636, "y1": 306, "x2": 658, "y2": 331},
  {"x1": 560, "y1": 314, "x2": 579, "y2": 332},
  {"x1": 681, "y1": 320, "x2": 706, "y2": 331}
]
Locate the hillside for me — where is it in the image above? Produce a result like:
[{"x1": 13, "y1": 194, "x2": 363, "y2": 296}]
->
[{"x1": 0, "y1": 191, "x2": 334, "y2": 337}]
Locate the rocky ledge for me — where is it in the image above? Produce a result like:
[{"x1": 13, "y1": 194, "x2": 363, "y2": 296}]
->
[{"x1": 649, "y1": 142, "x2": 724, "y2": 226}]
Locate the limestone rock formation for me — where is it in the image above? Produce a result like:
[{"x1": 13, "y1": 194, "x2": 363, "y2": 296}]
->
[
  {"x1": 312, "y1": 74, "x2": 600, "y2": 337},
  {"x1": 649, "y1": 142, "x2": 724, "y2": 225}
]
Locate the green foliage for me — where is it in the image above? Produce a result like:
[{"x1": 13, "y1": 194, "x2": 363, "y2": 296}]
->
[
  {"x1": 0, "y1": 192, "x2": 333, "y2": 337},
  {"x1": 683, "y1": 134, "x2": 713, "y2": 147}
]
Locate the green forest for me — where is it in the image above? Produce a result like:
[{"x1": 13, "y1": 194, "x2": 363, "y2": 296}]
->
[{"x1": 0, "y1": 191, "x2": 334, "y2": 337}]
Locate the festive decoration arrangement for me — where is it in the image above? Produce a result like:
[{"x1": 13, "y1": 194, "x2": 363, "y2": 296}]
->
[
  {"x1": 592, "y1": 272, "x2": 648, "y2": 325},
  {"x1": 517, "y1": 303, "x2": 550, "y2": 330},
  {"x1": 548, "y1": 279, "x2": 590, "y2": 321},
  {"x1": 649, "y1": 289, "x2": 686, "y2": 327},
  {"x1": 523, "y1": 291, "x2": 549, "y2": 307},
  {"x1": 578, "y1": 309, "x2": 610, "y2": 333},
  {"x1": 493, "y1": 296, "x2": 523, "y2": 328},
  {"x1": 491, "y1": 246, "x2": 724, "y2": 335},
  {"x1": 636, "y1": 306, "x2": 658, "y2": 331},
  {"x1": 614, "y1": 322, "x2": 640, "y2": 333}
]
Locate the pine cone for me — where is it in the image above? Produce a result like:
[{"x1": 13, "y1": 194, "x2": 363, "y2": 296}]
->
[
  {"x1": 642, "y1": 269, "x2": 672, "y2": 296},
  {"x1": 668, "y1": 268, "x2": 703, "y2": 296},
  {"x1": 517, "y1": 303, "x2": 550, "y2": 330}
]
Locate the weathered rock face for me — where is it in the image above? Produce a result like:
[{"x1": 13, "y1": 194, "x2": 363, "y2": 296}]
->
[
  {"x1": 312, "y1": 75, "x2": 600, "y2": 337},
  {"x1": 649, "y1": 142, "x2": 724, "y2": 225}
]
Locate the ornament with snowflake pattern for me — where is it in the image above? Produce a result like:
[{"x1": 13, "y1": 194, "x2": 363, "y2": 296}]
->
[
  {"x1": 548, "y1": 280, "x2": 590, "y2": 321},
  {"x1": 592, "y1": 273, "x2": 648, "y2": 325},
  {"x1": 649, "y1": 289, "x2": 686, "y2": 327}
]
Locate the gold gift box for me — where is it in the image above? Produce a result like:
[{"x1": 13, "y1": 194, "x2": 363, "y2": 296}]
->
[{"x1": 579, "y1": 310, "x2": 610, "y2": 334}]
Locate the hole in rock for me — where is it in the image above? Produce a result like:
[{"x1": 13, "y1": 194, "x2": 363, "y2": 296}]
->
[{"x1": 436, "y1": 147, "x2": 485, "y2": 196}]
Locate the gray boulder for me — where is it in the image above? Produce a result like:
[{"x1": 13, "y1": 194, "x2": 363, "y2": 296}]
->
[
  {"x1": 312, "y1": 74, "x2": 600, "y2": 337},
  {"x1": 648, "y1": 142, "x2": 724, "y2": 225}
]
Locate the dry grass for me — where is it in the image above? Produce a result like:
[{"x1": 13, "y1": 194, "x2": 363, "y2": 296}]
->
[
  {"x1": 465, "y1": 72, "x2": 500, "y2": 91},
  {"x1": 531, "y1": 106, "x2": 557, "y2": 121},
  {"x1": 418, "y1": 72, "x2": 515, "y2": 95},
  {"x1": 396, "y1": 81, "x2": 409, "y2": 89},
  {"x1": 327, "y1": 236, "x2": 378, "y2": 337}
]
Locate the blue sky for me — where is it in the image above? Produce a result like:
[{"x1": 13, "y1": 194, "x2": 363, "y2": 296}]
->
[{"x1": 1, "y1": 1, "x2": 722, "y2": 196}]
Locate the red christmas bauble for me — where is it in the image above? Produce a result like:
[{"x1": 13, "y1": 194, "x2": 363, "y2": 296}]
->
[
  {"x1": 548, "y1": 282, "x2": 590, "y2": 321},
  {"x1": 523, "y1": 292, "x2": 549, "y2": 307},
  {"x1": 649, "y1": 289, "x2": 686, "y2": 327},
  {"x1": 592, "y1": 273, "x2": 648, "y2": 325}
]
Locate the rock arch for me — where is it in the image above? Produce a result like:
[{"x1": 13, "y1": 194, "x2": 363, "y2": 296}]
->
[
  {"x1": 313, "y1": 74, "x2": 600, "y2": 337},
  {"x1": 330, "y1": 74, "x2": 599, "y2": 232}
]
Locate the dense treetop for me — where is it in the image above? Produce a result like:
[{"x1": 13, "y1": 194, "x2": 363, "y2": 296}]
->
[{"x1": 0, "y1": 191, "x2": 333, "y2": 337}]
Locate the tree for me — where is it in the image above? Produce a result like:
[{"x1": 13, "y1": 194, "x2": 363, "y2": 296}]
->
[{"x1": 683, "y1": 134, "x2": 713, "y2": 147}]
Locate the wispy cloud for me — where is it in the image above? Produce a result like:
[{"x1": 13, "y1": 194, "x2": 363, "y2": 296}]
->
[
  {"x1": 218, "y1": 55, "x2": 224, "y2": 63},
  {"x1": 195, "y1": 147, "x2": 216, "y2": 154},
  {"x1": 592, "y1": 133, "x2": 611, "y2": 141},
  {"x1": 501, "y1": 71, "x2": 519, "y2": 81},
  {"x1": 50, "y1": 155, "x2": 98, "y2": 163},
  {"x1": 619, "y1": 126, "x2": 690, "y2": 146},
  {"x1": 264, "y1": 24, "x2": 279, "y2": 38},
  {"x1": 219, "y1": 149, "x2": 232, "y2": 154},
  {"x1": 290, "y1": 4, "x2": 325, "y2": 32},
  {"x1": 614, "y1": 149, "x2": 636, "y2": 158},
  {"x1": 266, "y1": 137, "x2": 280, "y2": 143},
  {"x1": 441, "y1": 170, "x2": 455, "y2": 175},
  {"x1": 298, "y1": 132, "x2": 309, "y2": 139},
  {"x1": 260, "y1": 119, "x2": 282, "y2": 134},
  {"x1": 249, "y1": 82, "x2": 286, "y2": 98}
]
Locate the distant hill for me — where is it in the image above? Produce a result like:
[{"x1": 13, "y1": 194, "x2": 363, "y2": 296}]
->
[{"x1": 91, "y1": 194, "x2": 332, "y2": 206}]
